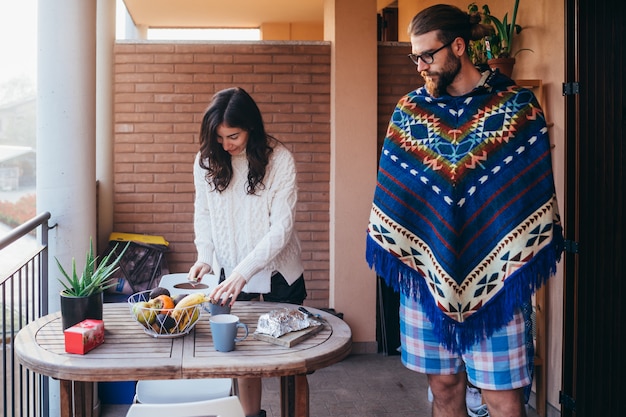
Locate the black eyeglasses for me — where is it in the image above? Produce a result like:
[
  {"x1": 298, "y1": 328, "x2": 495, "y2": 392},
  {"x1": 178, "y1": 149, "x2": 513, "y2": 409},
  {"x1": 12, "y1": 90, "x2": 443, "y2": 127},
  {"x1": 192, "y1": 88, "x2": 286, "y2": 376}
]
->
[{"x1": 407, "y1": 40, "x2": 454, "y2": 65}]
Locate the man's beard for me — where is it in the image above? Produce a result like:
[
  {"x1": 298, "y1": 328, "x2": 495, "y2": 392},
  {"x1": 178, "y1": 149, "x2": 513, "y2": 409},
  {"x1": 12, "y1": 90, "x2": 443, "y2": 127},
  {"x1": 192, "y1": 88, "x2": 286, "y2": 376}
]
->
[{"x1": 420, "y1": 52, "x2": 461, "y2": 98}]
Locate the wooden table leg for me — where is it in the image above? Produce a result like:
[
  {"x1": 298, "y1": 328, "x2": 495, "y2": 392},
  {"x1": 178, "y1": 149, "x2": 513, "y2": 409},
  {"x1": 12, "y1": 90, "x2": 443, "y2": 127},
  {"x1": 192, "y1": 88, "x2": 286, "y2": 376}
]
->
[
  {"x1": 59, "y1": 380, "x2": 95, "y2": 417},
  {"x1": 280, "y1": 374, "x2": 309, "y2": 417},
  {"x1": 60, "y1": 380, "x2": 72, "y2": 417}
]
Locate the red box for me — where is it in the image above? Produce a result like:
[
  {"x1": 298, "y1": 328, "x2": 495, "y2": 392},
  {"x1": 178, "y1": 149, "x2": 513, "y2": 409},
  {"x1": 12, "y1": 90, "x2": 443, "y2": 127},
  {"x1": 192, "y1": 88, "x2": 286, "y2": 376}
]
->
[{"x1": 64, "y1": 319, "x2": 105, "y2": 354}]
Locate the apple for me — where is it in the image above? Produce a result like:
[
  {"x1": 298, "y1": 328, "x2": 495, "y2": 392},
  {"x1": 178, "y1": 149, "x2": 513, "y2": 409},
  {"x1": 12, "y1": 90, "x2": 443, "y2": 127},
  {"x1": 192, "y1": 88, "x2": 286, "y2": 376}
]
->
[{"x1": 132, "y1": 301, "x2": 157, "y2": 327}]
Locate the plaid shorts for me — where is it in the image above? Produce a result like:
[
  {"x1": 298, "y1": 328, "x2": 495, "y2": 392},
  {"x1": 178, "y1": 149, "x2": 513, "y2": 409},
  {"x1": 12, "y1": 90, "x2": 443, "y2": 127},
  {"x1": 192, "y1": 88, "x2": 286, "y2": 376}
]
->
[{"x1": 400, "y1": 294, "x2": 532, "y2": 390}]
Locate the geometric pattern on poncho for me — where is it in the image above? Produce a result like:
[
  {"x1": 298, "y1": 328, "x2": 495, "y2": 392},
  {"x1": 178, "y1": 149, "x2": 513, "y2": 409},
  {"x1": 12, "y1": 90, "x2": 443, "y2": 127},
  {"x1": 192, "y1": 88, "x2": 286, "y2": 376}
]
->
[
  {"x1": 395, "y1": 97, "x2": 519, "y2": 185},
  {"x1": 391, "y1": 87, "x2": 529, "y2": 188}
]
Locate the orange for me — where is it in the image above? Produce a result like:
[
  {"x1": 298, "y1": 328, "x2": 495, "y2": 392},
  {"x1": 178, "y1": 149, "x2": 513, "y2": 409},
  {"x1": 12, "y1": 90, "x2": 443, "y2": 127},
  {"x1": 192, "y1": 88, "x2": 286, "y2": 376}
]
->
[{"x1": 151, "y1": 294, "x2": 175, "y2": 314}]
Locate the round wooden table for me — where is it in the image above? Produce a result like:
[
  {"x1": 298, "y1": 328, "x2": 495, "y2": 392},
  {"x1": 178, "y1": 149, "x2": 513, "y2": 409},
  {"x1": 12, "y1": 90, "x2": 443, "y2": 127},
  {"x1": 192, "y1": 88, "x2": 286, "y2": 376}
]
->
[{"x1": 14, "y1": 301, "x2": 352, "y2": 417}]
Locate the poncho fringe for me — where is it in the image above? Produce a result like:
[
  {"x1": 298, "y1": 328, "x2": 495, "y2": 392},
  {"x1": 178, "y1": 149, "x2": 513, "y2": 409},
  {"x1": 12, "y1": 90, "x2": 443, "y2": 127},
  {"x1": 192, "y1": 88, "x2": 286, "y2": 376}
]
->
[{"x1": 366, "y1": 229, "x2": 562, "y2": 353}]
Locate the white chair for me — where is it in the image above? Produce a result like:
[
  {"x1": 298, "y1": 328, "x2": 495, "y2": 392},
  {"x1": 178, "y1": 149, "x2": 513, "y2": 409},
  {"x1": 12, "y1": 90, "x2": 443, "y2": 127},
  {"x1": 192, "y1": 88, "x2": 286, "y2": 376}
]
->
[
  {"x1": 134, "y1": 378, "x2": 233, "y2": 404},
  {"x1": 125, "y1": 395, "x2": 245, "y2": 417}
]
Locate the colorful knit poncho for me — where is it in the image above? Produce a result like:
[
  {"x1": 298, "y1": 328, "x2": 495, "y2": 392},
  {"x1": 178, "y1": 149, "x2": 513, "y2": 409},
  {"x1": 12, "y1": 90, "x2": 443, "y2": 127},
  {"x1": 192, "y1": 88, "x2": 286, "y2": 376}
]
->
[{"x1": 366, "y1": 71, "x2": 563, "y2": 353}]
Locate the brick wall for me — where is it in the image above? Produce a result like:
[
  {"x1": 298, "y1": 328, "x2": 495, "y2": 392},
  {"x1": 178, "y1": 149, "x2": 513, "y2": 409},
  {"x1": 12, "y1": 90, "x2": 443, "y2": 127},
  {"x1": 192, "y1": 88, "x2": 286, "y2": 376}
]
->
[
  {"x1": 113, "y1": 42, "x2": 331, "y2": 306},
  {"x1": 112, "y1": 41, "x2": 418, "y2": 308},
  {"x1": 377, "y1": 42, "x2": 423, "y2": 154}
]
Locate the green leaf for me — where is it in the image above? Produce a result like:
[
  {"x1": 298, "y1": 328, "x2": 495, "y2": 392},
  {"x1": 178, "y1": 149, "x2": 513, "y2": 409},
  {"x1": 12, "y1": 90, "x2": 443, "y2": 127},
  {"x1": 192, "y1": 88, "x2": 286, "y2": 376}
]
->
[
  {"x1": 474, "y1": 0, "x2": 527, "y2": 59},
  {"x1": 57, "y1": 238, "x2": 131, "y2": 297}
]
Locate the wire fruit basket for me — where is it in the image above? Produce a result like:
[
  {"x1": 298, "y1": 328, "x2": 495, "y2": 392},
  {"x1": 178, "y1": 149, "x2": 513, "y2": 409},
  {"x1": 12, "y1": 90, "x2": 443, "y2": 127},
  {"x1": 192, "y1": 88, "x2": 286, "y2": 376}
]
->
[{"x1": 128, "y1": 290, "x2": 206, "y2": 338}]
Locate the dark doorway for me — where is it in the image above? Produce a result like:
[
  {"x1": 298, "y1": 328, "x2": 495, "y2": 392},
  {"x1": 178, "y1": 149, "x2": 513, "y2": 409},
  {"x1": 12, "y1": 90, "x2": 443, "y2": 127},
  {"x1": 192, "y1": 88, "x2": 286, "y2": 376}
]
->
[
  {"x1": 561, "y1": 0, "x2": 625, "y2": 415},
  {"x1": 376, "y1": 277, "x2": 400, "y2": 355}
]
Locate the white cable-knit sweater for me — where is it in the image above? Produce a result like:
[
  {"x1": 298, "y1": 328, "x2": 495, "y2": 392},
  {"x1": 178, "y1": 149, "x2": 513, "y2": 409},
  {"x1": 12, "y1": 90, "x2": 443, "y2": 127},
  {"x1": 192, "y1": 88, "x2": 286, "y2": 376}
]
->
[{"x1": 193, "y1": 144, "x2": 304, "y2": 293}]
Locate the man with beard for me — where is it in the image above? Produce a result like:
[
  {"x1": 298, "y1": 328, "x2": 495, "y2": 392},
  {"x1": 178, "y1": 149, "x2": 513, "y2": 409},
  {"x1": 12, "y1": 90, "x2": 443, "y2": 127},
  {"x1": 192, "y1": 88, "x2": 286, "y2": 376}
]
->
[{"x1": 366, "y1": 4, "x2": 563, "y2": 417}]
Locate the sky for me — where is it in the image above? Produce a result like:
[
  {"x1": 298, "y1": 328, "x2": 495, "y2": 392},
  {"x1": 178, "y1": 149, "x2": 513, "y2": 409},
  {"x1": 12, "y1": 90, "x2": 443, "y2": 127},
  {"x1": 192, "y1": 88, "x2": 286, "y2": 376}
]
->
[
  {"x1": 0, "y1": 0, "x2": 37, "y2": 84},
  {"x1": 0, "y1": 0, "x2": 257, "y2": 87}
]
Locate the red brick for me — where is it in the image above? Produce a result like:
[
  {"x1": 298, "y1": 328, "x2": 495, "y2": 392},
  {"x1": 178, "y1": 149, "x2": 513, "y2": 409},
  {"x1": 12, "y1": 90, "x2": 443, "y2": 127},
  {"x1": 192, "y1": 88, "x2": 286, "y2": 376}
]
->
[
  {"x1": 116, "y1": 73, "x2": 155, "y2": 83},
  {"x1": 116, "y1": 173, "x2": 154, "y2": 184},
  {"x1": 135, "y1": 83, "x2": 174, "y2": 93},
  {"x1": 172, "y1": 123, "x2": 198, "y2": 133},
  {"x1": 175, "y1": 44, "x2": 215, "y2": 54},
  {"x1": 193, "y1": 73, "x2": 233, "y2": 83},
  {"x1": 157, "y1": 209, "x2": 193, "y2": 220},
  {"x1": 114, "y1": 44, "x2": 137, "y2": 53},
  {"x1": 155, "y1": 73, "x2": 194, "y2": 83},
  {"x1": 116, "y1": 113, "x2": 154, "y2": 123},
  {"x1": 175, "y1": 83, "x2": 216, "y2": 94},
  {"x1": 134, "y1": 124, "x2": 174, "y2": 134},
  {"x1": 252, "y1": 64, "x2": 293, "y2": 74},
  {"x1": 165, "y1": 132, "x2": 195, "y2": 144},
  {"x1": 115, "y1": 193, "x2": 154, "y2": 203},
  {"x1": 232, "y1": 74, "x2": 274, "y2": 84},
  {"x1": 116, "y1": 53, "x2": 155, "y2": 64},
  {"x1": 135, "y1": 163, "x2": 174, "y2": 174},
  {"x1": 136, "y1": 44, "x2": 176, "y2": 53},
  {"x1": 214, "y1": 64, "x2": 254, "y2": 74},
  {"x1": 154, "y1": 113, "x2": 194, "y2": 124},
  {"x1": 134, "y1": 103, "x2": 175, "y2": 113},
  {"x1": 115, "y1": 153, "x2": 155, "y2": 163},
  {"x1": 156, "y1": 53, "x2": 194, "y2": 64},
  {"x1": 136, "y1": 64, "x2": 175, "y2": 73},
  {"x1": 194, "y1": 54, "x2": 231, "y2": 64},
  {"x1": 273, "y1": 55, "x2": 313, "y2": 64},
  {"x1": 135, "y1": 183, "x2": 176, "y2": 193},
  {"x1": 115, "y1": 133, "x2": 156, "y2": 144},
  {"x1": 115, "y1": 93, "x2": 155, "y2": 103},
  {"x1": 154, "y1": 94, "x2": 194, "y2": 104}
]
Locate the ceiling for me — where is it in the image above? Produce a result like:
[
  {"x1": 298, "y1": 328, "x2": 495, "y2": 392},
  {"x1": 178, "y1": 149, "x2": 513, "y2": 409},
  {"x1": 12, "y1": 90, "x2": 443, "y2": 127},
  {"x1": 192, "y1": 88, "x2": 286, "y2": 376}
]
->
[
  {"x1": 122, "y1": 0, "x2": 397, "y2": 29},
  {"x1": 122, "y1": 0, "x2": 325, "y2": 28}
]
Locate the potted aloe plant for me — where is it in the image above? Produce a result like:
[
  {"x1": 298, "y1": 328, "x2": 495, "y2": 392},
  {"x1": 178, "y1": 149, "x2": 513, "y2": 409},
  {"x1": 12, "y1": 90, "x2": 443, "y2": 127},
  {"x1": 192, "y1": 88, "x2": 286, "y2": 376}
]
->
[
  {"x1": 468, "y1": 0, "x2": 532, "y2": 76},
  {"x1": 57, "y1": 238, "x2": 128, "y2": 329}
]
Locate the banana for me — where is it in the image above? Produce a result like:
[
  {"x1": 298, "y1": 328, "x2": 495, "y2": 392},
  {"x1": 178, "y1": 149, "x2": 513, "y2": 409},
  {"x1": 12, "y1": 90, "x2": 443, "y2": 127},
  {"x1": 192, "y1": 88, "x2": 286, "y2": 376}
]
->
[
  {"x1": 175, "y1": 311, "x2": 190, "y2": 333},
  {"x1": 170, "y1": 293, "x2": 209, "y2": 332},
  {"x1": 173, "y1": 307, "x2": 200, "y2": 333},
  {"x1": 188, "y1": 307, "x2": 200, "y2": 327},
  {"x1": 174, "y1": 292, "x2": 210, "y2": 309}
]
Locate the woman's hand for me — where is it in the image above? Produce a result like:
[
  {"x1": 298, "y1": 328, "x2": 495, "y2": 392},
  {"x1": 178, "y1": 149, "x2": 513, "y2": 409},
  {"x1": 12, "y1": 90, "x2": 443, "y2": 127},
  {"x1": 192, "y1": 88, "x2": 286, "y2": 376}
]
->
[
  {"x1": 209, "y1": 271, "x2": 247, "y2": 306},
  {"x1": 188, "y1": 261, "x2": 212, "y2": 282}
]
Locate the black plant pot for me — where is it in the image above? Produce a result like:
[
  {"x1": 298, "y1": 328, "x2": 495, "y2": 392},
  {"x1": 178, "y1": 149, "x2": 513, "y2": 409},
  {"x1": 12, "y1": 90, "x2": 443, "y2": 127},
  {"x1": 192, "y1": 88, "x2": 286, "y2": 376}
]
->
[{"x1": 60, "y1": 292, "x2": 104, "y2": 330}]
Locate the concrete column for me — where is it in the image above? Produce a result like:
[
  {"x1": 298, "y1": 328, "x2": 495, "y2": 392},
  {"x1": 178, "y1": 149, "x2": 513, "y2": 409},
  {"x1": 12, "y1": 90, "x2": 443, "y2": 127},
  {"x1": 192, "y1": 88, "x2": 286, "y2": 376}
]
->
[
  {"x1": 96, "y1": 0, "x2": 116, "y2": 252},
  {"x1": 37, "y1": 2, "x2": 98, "y2": 414},
  {"x1": 324, "y1": 0, "x2": 378, "y2": 352},
  {"x1": 37, "y1": 0, "x2": 97, "y2": 319}
]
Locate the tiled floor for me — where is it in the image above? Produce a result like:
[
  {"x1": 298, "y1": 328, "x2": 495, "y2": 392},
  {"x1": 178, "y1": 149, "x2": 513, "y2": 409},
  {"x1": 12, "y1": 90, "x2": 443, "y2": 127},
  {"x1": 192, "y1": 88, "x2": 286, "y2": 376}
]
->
[{"x1": 101, "y1": 353, "x2": 541, "y2": 417}]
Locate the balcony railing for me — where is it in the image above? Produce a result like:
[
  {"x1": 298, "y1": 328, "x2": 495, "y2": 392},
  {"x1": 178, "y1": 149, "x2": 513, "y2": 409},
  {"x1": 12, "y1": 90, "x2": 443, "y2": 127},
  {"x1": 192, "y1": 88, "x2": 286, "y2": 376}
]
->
[{"x1": 0, "y1": 212, "x2": 51, "y2": 417}]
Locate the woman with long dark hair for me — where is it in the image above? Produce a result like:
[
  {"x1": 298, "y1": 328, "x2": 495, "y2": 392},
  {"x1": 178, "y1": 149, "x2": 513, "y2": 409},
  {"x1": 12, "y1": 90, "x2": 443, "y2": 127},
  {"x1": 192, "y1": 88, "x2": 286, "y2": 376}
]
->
[{"x1": 188, "y1": 87, "x2": 306, "y2": 417}]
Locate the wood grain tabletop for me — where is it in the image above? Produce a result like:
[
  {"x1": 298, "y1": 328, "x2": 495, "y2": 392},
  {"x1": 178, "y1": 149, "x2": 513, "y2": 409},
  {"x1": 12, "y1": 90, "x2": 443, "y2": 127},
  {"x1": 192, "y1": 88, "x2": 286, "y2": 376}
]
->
[{"x1": 15, "y1": 301, "x2": 352, "y2": 383}]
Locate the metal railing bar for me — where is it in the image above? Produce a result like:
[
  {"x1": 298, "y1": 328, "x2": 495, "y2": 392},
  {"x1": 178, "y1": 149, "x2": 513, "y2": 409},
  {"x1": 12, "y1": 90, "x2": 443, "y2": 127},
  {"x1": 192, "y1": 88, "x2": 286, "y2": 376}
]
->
[
  {"x1": 0, "y1": 211, "x2": 52, "y2": 417},
  {"x1": 0, "y1": 212, "x2": 52, "y2": 251}
]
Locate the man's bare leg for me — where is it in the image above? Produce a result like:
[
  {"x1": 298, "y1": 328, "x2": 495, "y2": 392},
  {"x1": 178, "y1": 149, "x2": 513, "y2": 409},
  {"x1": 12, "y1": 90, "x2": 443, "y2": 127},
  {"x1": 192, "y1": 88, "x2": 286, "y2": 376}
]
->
[
  {"x1": 481, "y1": 387, "x2": 527, "y2": 417},
  {"x1": 428, "y1": 373, "x2": 467, "y2": 417}
]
